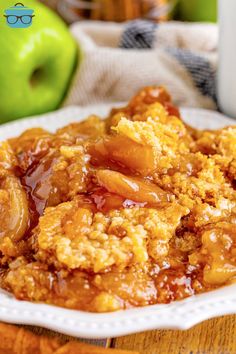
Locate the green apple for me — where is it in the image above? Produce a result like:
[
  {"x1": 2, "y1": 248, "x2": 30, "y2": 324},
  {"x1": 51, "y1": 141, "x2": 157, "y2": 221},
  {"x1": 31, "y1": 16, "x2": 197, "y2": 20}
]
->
[
  {"x1": 178, "y1": 0, "x2": 217, "y2": 22},
  {"x1": 0, "y1": 0, "x2": 78, "y2": 123}
]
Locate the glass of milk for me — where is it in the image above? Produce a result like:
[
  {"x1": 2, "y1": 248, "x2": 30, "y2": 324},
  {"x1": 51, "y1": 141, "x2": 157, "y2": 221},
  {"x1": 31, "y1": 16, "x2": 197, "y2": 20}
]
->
[{"x1": 218, "y1": 0, "x2": 236, "y2": 117}]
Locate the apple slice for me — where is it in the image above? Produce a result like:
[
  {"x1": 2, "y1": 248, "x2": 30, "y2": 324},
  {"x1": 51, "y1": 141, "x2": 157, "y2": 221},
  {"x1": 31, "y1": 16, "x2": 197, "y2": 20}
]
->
[
  {"x1": 96, "y1": 169, "x2": 173, "y2": 205},
  {"x1": 0, "y1": 142, "x2": 29, "y2": 242}
]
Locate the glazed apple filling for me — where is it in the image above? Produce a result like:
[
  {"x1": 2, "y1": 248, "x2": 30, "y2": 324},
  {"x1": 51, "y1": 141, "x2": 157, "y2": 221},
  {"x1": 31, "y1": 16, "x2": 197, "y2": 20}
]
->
[{"x1": 1, "y1": 86, "x2": 236, "y2": 312}]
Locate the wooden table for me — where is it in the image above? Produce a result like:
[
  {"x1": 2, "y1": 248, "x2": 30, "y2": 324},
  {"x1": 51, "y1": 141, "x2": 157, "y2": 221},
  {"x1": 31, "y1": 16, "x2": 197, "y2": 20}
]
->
[
  {"x1": 27, "y1": 315, "x2": 236, "y2": 353},
  {"x1": 110, "y1": 315, "x2": 236, "y2": 353}
]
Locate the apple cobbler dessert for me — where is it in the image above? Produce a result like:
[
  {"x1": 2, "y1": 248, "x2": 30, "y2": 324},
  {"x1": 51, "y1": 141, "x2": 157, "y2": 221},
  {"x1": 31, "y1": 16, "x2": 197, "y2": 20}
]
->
[{"x1": 0, "y1": 86, "x2": 236, "y2": 312}]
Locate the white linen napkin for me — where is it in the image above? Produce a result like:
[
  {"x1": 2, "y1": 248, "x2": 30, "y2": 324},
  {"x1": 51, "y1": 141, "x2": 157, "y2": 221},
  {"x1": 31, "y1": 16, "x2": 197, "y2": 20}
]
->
[{"x1": 64, "y1": 21, "x2": 218, "y2": 110}]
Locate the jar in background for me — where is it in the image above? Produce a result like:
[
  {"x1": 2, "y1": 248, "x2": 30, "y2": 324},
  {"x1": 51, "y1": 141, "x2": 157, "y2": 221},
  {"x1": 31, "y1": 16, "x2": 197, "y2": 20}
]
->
[
  {"x1": 57, "y1": 0, "x2": 176, "y2": 23},
  {"x1": 218, "y1": 0, "x2": 236, "y2": 118}
]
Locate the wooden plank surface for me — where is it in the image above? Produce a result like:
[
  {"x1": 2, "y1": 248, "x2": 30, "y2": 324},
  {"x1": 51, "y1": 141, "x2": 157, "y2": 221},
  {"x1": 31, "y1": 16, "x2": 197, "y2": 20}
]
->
[{"x1": 112, "y1": 315, "x2": 236, "y2": 354}]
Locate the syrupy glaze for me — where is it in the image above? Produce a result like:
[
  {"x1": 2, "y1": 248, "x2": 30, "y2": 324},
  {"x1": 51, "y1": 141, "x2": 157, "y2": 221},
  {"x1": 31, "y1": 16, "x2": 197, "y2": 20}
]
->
[
  {"x1": 0, "y1": 86, "x2": 236, "y2": 312},
  {"x1": 21, "y1": 155, "x2": 58, "y2": 230}
]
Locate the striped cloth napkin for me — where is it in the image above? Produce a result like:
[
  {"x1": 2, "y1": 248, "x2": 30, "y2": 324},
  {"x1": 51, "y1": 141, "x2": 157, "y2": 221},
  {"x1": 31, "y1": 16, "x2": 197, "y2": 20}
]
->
[{"x1": 64, "y1": 20, "x2": 218, "y2": 110}]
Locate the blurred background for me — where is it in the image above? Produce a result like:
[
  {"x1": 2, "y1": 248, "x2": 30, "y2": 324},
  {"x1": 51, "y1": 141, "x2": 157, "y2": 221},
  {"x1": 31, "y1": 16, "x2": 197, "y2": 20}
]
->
[
  {"x1": 0, "y1": 0, "x2": 219, "y2": 124},
  {"x1": 41, "y1": 0, "x2": 217, "y2": 23}
]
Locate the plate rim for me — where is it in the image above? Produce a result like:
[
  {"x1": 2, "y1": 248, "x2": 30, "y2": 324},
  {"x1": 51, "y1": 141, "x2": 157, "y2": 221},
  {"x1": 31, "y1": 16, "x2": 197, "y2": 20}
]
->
[{"x1": 1, "y1": 284, "x2": 236, "y2": 338}]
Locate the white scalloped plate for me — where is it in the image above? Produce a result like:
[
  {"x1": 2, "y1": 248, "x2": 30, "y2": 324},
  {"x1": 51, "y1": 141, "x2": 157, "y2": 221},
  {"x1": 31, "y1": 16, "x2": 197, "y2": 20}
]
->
[{"x1": 0, "y1": 104, "x2": 236, "y2": 339}]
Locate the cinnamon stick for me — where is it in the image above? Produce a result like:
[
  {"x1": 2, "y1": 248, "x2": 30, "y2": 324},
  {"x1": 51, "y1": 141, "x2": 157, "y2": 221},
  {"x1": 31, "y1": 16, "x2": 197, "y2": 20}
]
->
[
  {"x1": 55, "y1": 342, "x2": 140, "y2": 354},
  {"x1": 103, "y1": 0, "x2": 115, "y2": 21},
  {"x1": 124, "y1": 0, "x2": 136, "y2": 21},
  {"x1": 0, "y1": 322, "x2": 60, "y2": 354},
  {"x1": 90, "y1": 0, "x2": 101, "y2": 20},
  {"x1": 0, "y1": 322, "x2": 139, "y2": 354}
]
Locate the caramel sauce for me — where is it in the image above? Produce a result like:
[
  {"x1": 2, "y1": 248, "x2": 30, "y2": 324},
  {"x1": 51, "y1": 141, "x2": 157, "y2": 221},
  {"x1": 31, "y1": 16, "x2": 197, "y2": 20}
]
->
[
  {"x1": 20, "y1": 154, "x2": 57, "y2": 230},
  {"x1": 89, "y1": 187, "x2": 147, "y2": 212}
]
